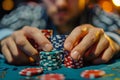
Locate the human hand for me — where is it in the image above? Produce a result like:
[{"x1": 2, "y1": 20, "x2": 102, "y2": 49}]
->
[
  {"x1": 0, "y1": 26, "x2": 53, "y2": 65},
  {"x1": 64, "y1": 24, "x2": 120, "y2": 64}
]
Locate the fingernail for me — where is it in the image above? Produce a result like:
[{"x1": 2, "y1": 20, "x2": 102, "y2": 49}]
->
[
  {"x1": 65, "y1": 42, "x2": 72, "y2": 50},
  {"x1": 71, "y1": 51, "x2": 80, "y2": 60},
  {"x1": 43, "y1": 44, "x2": 52, "y2": 51}
]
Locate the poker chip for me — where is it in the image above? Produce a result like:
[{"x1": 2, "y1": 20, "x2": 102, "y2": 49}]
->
[
  {"x1": 19, "y1": 67, "x2": 43, "y2": 76},
  {"x1": 81, "y1": 70, "x2": 106, "y2": 79},
  {"x1": 39, "y1": 50, "x2": 63, "y2": 71},
  {"x1": 42, "y1": 66, "x2": 61, "y2": 71},
  {"x1": 50, "y1": 35, "x2": 68, "y2": 50},
  {"x1": 40, "y1": 74, "x2": 65, "y2": 80},
  {"x1": 40, "y1": 50, "x2": 63, "y2": 56},
  {"x1": 41, "y1": 29, "x2": 53, "y2": 38}
]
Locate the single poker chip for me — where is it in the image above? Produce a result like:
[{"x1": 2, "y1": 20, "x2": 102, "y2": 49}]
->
[
  {"x1": 19, "y1": 67, "x2": 43, "y2": 76},
  {"x1": 40, "y1": 50, "x2": 63, "y2": 56},
  {"x1": 40, "y1": 55, "x2": 61, "y2": 59},
  {"x1": 81, "y1": 70, "x2": 106, "y2": 79},
  {"x1": 42, "y1": 66, "x2": 61, "y2": 71},
  {"x1": 40, "y1": 73, "x2": 65, "y2": 80},
  {"x1": 40, "y1": 61, "x2": 62, "y2": 66},
  {"x1": 40, "y1": 59, "x2": 62, "y2": 63}
]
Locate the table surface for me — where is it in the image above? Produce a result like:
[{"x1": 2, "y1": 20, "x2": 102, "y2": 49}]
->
[{"x1": 0, "y1": 56, "x2": 120, "y2": 80}]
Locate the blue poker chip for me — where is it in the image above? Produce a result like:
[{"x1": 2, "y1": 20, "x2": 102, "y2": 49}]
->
[{"x1": 50, "y1": 35, "x2": 68, "y2": 50}]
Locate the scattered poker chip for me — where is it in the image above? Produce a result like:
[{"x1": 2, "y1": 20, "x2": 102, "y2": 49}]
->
[
  {"x1": 40, "y1": 74, "x2": 65, "y2": 80},
  {"x1": 81, "y1": 70, "x2": 106, "y2": 79},
  {"x1": 19, "y1": 67, "x2": 43, "y2": 76}
]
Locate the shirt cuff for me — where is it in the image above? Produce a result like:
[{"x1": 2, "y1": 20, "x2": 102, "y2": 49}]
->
[
  {"x1": 105, "y1": 32, "x2": 120, "y2": 45},
  {"x1": 0, "y1": 28, "x2": 13, "y2": 40}
]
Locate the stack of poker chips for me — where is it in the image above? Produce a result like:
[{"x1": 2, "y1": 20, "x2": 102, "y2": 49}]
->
[
  {"x1": 64, "y1": 51, "x2": 83, "y2": 68},
  {"x1": 51, "y1": 35, "x2": 68, "y2": 50},
  {"x1": 39, "y1": 50, "x2": 63, "y2": 71},
  {"x1": 28, "y1": 30, "x2": 53, "y2": 52}
]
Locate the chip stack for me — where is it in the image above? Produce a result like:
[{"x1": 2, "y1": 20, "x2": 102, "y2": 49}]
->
[
  {"x1": 51, "y1": 35, "x2": 68, "y2": 50},
  {"x1": 64, "y1": 51, "x2": 83, "y2": 69},
  {"x1": 41, "y1": 29, "x2": 53, "y2": 39},
  {"x1": 39, "y1": 50, "x2": 63, "y2": 71},
  {"x1": 28, "y1": 30, "x2": 53, "y2": 52}
]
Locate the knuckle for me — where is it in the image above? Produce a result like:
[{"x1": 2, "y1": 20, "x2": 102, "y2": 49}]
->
[
  {"x1": 97, "y1": 28, "x2": 104, "y2": 35},
  {"x1": 104, "y1": 38, "x2": 109, "y2": 46},
  {"x1": 40, "y1": 40, "x2": 47, "y2": 45},
  {"x1": 12, "y1": 31, "x2": 22, "y2": 37},
  {"x1": 16, "y1": 38, "x2": 26, "y2": 46},
  {"x1": 29, "y1": 27, "x2": 39, "y2": 34},
  {"x1": 22, "y1": 26, "x2": 30, "y2": 30},
  {"x1": 12, "y1": 31, "x2": 18, "y2": 36},
  {"x1": 89, "y1": 35, "x2": 96, "y2": 42}
]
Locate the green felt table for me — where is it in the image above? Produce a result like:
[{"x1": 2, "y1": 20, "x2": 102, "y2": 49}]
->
[{"x1": 0, "y1": 56, "x2": 120, "y2": 80}]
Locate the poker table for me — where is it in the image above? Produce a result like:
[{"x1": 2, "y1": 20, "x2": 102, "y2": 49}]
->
[{"x1": 0, "y1": 54, "x2": 120, "y2": 80}]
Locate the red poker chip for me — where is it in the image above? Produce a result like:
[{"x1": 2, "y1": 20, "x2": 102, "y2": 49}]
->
[
  {"x1": 64, "y1": 52, "x2": 83, "y2": 69},
  {"x1": 40, "y1": 74, "x2": 65, "y2": 80},
  {"x1": 19, "y1": 67, "x2": 43, "y2": 76},
  {"x1": 81, "y1": 70, "x2": 106, "y2": 79}
]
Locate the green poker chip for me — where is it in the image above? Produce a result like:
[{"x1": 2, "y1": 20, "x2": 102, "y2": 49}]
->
[
  {"x1": 42, "y1": 66, "x2": 61, "y2": 71},
  {"x1": 39, "y1": 50, "x2": 63, "y2": 71},
  {"x1": 40, "y1": 55, "x2": 61, "y2": 60},
  {"x1": 40, "y1": 58, "x2": 61, "y2": 62},
  {"x1": 40, "y1": 61, "x2": 62, "y2": 66},
  {"x1": 40, "y1": 63, "x2": 61, "y2": 67}
]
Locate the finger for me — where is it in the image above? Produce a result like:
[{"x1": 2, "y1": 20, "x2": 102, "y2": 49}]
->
[
  {"x1": 22, "y1": 26, "x2": 53, "y2": 51},
  {"x1": 64, "y1": 26, "x2": 88, "y2": 51},
  {"x1": 94, "y1": 35, "x2": 109, "y2": 57},
  {"x1": 6, "y1": 37, "x2": 19, "y2": 57},
  {"x1": 93, "y1": 46, "x2": 114, "y2": 64},
  {"x1": 16, "y1": 48, "x2": 36, "y2": 65},
  {"x1": 84, "y1": 43, "x2": 97, "y2": 61},
  {"x1": 1, "y1": 44, "x2": 14, "y2": 64},
  {"x1": 5, "y1": 38, "x2": 33, "y2": 64},
  {"x1": 70, "y1": 28, "x2": 101, "y2": 60},
  {"x1": 12, "y1": 30, "x2": 38, "y2": 56}
]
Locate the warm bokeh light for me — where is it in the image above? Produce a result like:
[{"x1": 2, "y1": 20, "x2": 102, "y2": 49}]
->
[
  {"x1": 2, "y1": 0, "x2": 14, "y2": 11},
  {"x1": 112, "y1": 0, "x2": 120, "y2": 7},
  {"x1": 102, "y1": 1, "x2": 113, "y2": 12},
  {"x1": 78, "y1": 0, "x2": 85, "y2": 11}
]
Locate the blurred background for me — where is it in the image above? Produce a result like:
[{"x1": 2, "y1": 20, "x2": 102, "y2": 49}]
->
[{"x1": 0, "y1": 0, "x2": 120, "y2": 20}]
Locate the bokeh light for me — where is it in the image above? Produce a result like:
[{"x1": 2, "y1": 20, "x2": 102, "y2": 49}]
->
[
  {"x1": 112, "y1": 0, "x2": 120, "y2": 7},
  {"x1": 2, "y1": 0, "x2": 14, "y2": 11},
  {"x1": 102, "y1": 1, "x2": 113, "y2": 12}
]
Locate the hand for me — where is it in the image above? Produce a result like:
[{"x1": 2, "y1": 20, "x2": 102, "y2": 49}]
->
[
  {"x1": 64, "y1": 24, "x2": 120, "y2": 64},
  {"x1": 0, "y1": 26, "x2": 53, "y2": 65}
]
